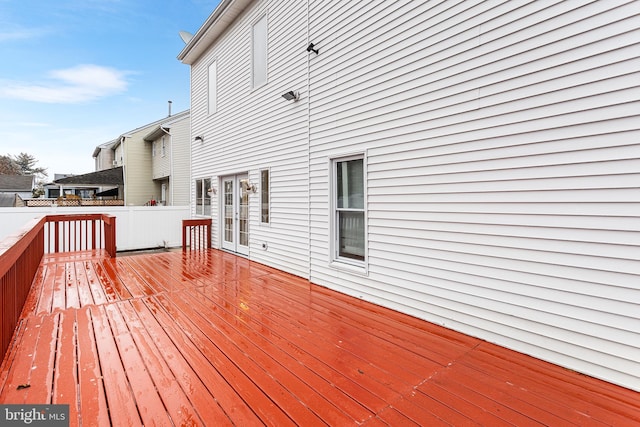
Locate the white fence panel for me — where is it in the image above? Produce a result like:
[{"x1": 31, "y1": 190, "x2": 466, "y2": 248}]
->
[{"x1": 0, "y1": 206, "x2": 191, "y2": 251}]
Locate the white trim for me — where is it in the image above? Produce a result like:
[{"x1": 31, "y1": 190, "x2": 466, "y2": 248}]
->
[
  {"x1": 251, "y1": 12, "x2": 268, "y2": 90},
  {"x1": 259, "y1": 167, "x2": 270, "y2": 225},
  {"x1": 208, "y1": 60, "x2": 217, "y2": 115},
  {"x1": 329, "y1": 152, "x2": 368, "y2": 273}
]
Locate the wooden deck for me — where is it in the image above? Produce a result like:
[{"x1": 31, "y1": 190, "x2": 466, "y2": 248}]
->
[{"x1": 0, "y1": 249, "x2": 638, "y2": 426}]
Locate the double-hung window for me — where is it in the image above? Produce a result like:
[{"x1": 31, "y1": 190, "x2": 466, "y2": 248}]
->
[
  {"x1": 195, "y1": 178, "x2": 211, "y2": 216},
  {"x1": 334, "y1": 156, "x2": 366, "y2": 263}
]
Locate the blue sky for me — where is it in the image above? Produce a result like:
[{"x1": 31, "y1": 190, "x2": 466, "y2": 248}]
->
[{"x1": 0, "y1": 0, "x2": 220, "y2": 177}]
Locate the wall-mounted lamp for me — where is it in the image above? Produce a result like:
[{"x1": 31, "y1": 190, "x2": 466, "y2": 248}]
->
[
  {"x1": 194, "y1": 135, "x2": 204, "y2": 143},
  {"x1": 306, "y1": 42, "x2": 319, "y2": 55},
  {"x1": 282, "y1": 91, "x2": 300, "y2": 101},
  {"x1": 240, "y1": 179, "x2": 257, "y2": 193},
  {"x1": 207, "y1": 187, "x2": 216, "y2": 196}
]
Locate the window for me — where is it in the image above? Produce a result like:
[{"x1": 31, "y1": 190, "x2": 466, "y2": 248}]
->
[
  {"x1": 195, "y1": 178, "x2": 211, "y2": 216},
  {"x1": 260, "y1": 169, "x2": 269, "y2": 223},
  {"x1": 334, "y1": 156, "x2": 365, "y2": 262},
  {"x1": 252, "y1": 14, "x2": 267, "y2": 88},
  {"x1": 208, "y1": 60, "x2": 217, "y2": 114},
  {"x1": 161, "y1": 136, "x2": 166, "y2": 157},
  {"x1": 152, "y1": 141, "x2": 156, "y2": 157}
]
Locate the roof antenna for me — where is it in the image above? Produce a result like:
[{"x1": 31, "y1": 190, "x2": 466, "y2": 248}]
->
[
  {"x1": 168, "y1": 100, "x2": 172, "y2": 117},
  {"x1": 179, "y1": 31, "x2": 193, "y2": 44}
]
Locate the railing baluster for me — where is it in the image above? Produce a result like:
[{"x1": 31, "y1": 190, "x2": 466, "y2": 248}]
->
[{"x1": 182, "y1": 219, "x2": 211, "y2": 251}]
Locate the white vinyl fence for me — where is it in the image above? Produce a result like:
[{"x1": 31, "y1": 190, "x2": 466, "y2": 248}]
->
[{"x1": 0, "y1": 206, "x2": 191, "y2": 252}]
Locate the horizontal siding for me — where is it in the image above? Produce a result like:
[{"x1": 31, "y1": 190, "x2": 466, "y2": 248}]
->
[
  {"x1": 168, "y1": 116, "x2": 191, "y2": 206},
  {"x1": 190, "y1": 0, "x2": 309, "y2": 278},
  {"x1": 124, "y1": 127, "x2": 155, "y2": 206},
  {"x1": 309, "y1": 0, "x2": 640, "y2": 390}
]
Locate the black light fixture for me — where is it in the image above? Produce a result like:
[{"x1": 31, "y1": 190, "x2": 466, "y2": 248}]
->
[
  {"x1": 307, "y1": 42, "x2": 319, "y2": 54},
  {"x1": 194, "y1": 135, "x2": 204, "y2": 143},
  {"x1": 282, "y1": 91, "x2": 299, "y2": 101}
]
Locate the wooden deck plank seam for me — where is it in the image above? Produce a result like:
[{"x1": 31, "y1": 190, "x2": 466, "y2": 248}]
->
[{"x1": 2, "y1": 250, "x2": 639, "y2": 426}]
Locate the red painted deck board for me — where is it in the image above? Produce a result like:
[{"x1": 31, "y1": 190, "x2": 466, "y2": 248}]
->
[{"x1": 1, "y1": 249, "x2": 639, "y2": 426}]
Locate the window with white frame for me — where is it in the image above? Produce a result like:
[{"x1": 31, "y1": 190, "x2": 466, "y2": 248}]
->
[
  {"x1": 260, "y1": 168, "x2": 269, "y2": 224},
  {"x1": 208, "y1": 60, "x2": 217, "y2": 114},
  {"x1": 252, "y1": 14, "x2": 267, "y2": 88},
  {"x1": 333, "y1": 156, "x2": 365, "y2": 262},
  {"x1": 161, "y1": 136, "x2": 166, "y2": 157},
  {"x1": 195, "y1": 178, "x2": 211, "y2": 216},
  {"x1": 152, "y1": 141, "x2": 156, "y2": 157}
]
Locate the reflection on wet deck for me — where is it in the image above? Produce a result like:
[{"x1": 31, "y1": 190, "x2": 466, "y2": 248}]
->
[{"x1": 1, "y1": 249, "x2": 638, "y2": 425}]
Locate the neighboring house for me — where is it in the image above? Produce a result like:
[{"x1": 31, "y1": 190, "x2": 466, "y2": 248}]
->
[
  {"x1": 54, "y1": 167, "x2": 124, "y2": 201},
  {"x1": 43, "y1": 174, "x2": 76, "y2": 198},
  {"x1": 91, "y1": 110, "x2": 190, "y2": 206},
  {"x1": 142, "y1": 112, "x2": 191, "y2": 206},
  {"x1": 0, "y1": 175, "x2": 34, "y2": 206},
  {"x1": 178, "y1": 0, "x2": 640, "y2": 391},
  {"x1": 93, "y1": 140, "x2": 118, "y2": 171}
]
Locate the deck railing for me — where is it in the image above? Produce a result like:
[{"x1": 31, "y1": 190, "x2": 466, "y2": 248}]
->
[
  {"x1": 182, "y1": 219, "x2": 212, "y2": 250},
  {"x1": 0, "y1": 214, "x2": 116, "y2": 359}
]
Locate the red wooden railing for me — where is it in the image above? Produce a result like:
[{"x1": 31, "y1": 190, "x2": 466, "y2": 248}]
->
[
  {"x1": 0, "y1": 214, "x2": 116, "y2": 359},
  {"x1": 43, "y1": 214, "x2": 116, "y2": 256},
  {"x1": 182, "y1": 219, "x2": 212, "y2": 250}
]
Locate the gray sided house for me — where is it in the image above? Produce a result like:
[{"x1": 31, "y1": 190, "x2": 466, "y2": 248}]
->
[
  {"x1": 179, "y1": 0, "x2": 640, "y2": 390},
  {"x1": 54, "y1": 167, "x2": 124, "y2": 200},
  {"x1": 0, "y1": 175, "x2": 34, "y2": 206}
]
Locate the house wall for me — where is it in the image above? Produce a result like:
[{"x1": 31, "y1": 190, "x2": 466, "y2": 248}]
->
[
  {"x1": 190, "y1": 0, "x2": 310, "y2": 278},
  {"x1": 151, "y1": 135, "x2": 171, "y2": 180},
  {"x1": 307, "y1": 0, "x2": 640, "y2": 390},
  {"x1": 94, "y1": 146, "x2": 116, "y2": 171},
  {"x1": 167, "y1": 116, "x2": 191, "y2": 206},
  {"x1": 124, "y1": 128, "x2": 156, "y2": 206}
]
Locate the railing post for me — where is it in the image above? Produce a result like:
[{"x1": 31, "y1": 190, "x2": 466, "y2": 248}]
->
[
  {"x1": 102, "y1": 214, "x2": 116, "y2": 258},
  {"x1": 182, "y1": 219, "x2": 212, "y2": 251}
]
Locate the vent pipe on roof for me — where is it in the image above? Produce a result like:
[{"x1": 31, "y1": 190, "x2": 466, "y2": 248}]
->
[{"x1": 168, "y1": 100, "x2": 172, "y2": 117}]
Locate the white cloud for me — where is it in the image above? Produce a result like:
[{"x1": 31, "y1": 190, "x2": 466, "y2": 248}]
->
[
  {"x1": 0, "y1": 64, "x2": 129, "y2": 103},
  {"x1": 0, "y1": 28, "x2": 41, "y2": 42}
]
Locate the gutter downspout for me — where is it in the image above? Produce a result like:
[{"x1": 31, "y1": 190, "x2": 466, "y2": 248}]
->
[{"x1": 306, "y1": 0, "x2": 312, "y2": 282}]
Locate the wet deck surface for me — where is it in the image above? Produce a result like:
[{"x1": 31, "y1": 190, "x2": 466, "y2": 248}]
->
[{"x1": 0, "y1": 249, "x2": 638, "y2": 426}]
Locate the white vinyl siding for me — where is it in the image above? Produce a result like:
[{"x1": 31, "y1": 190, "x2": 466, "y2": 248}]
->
[
  {"x1": 308, "y1": 0, "x2": 640, "y2": 391},
  {"x1": 190, "y1": 0, "x2": 309, "y2": 278},
  {"x1": 149, "y1": 112, "x2": 190, "y2": 206},
  {"x1": 168, "y1": 115, "x2": 191, "y2": 206}
]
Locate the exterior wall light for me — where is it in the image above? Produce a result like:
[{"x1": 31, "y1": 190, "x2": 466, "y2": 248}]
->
[
  {"x1": 195, "y1": 135, "x2": 204, "y2": 143},
  {"x1": 282, "y1": 91, "x2": 300, "y2": 101},
  {"x1": 307, "y1": 43, "x2": 319, "y2": 54}
]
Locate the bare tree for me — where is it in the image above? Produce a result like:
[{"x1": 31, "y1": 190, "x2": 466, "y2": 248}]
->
[{"x1": 0, "y1": 155, "x2": 21, "y2": 175}]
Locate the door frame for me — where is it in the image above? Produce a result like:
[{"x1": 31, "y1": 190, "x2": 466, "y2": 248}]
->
[{"x1": 220, "y1": 173, "x2": 250, "y2": 256}]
